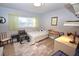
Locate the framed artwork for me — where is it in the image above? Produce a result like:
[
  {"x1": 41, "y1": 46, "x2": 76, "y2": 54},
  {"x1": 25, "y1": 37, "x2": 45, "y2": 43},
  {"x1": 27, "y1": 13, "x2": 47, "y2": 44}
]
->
[{"x1": 51, "y1": 17, "x2": 58, "y2": 26}]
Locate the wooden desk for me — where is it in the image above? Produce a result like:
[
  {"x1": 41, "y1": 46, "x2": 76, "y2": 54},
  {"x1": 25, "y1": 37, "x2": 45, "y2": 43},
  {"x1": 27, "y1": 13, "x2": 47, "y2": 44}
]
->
[{"x1": 53, "y1": 36, "x2": 77, "y2": 56}]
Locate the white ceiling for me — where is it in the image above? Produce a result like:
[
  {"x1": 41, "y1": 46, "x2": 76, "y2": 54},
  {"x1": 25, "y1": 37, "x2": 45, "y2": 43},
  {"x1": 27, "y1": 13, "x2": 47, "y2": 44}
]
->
[
  {"x1": 65, "y1": 3, "x2": 79, "y2": 18},
  {"x1": 72, "y1": 3, "x2": 79, "y2": 13},
  {"x1": 0, "y1": 3, "x2": 67, "y2": 14}
]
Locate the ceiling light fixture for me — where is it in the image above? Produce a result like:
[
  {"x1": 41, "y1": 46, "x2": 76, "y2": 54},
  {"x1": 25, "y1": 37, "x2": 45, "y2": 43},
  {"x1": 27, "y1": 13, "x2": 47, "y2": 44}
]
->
[{"x1": 33, "y1": 3, "x2": 41, "y2": 7}]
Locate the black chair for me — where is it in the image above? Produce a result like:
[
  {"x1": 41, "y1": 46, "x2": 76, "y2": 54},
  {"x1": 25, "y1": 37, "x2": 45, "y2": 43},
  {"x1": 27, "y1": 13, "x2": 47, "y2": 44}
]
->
[{"x1": 18, "y1": 30, "x2": 30, "y2": 44}]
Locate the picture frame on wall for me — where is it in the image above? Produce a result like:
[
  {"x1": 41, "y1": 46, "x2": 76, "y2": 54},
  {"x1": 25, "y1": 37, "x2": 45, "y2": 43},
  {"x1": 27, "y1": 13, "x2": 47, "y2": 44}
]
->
[{"x1": 51, "y1": 17, "x2": 58, "y2": 26}]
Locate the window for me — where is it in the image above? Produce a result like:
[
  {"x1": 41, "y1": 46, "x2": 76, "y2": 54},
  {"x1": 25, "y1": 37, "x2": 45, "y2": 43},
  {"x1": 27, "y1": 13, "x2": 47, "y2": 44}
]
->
[
  {"x1": 18, "y1": 17, "x2": 36, "y2": 28},
  {"x1": 51, "y1": 17, "x2": 58, "y2": 26}
]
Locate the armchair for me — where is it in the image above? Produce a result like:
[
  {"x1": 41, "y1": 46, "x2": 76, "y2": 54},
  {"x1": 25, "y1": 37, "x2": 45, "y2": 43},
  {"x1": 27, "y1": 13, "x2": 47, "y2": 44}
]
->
[
  {"x1": 18, "y1": 30, "x2": 30, "y2": 44},
  {"x1": 0, "y1": 32, "x2": 12, "y2": 46}
]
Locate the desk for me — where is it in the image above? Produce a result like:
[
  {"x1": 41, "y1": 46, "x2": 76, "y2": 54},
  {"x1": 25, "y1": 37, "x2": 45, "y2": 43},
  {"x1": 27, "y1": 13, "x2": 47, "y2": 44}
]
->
[{"x1": 53, "y1": 36, "x2": 77, "y2": 56}]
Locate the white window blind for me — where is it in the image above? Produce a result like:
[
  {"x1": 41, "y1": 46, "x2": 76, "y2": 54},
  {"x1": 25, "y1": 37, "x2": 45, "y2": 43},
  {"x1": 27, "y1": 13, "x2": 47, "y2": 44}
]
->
[{"x1": 18, "y1": 17, "x2": 36, "y2": 28}]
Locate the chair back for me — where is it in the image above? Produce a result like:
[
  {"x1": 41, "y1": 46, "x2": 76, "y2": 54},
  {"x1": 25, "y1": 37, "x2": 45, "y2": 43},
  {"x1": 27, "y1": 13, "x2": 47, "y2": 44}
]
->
[
  {"x1": 0, "y1": 32, "x2": 7, "y2": 40},
  {"x1": 18, "y1": 30, "x2": 27, "y2": 35}
]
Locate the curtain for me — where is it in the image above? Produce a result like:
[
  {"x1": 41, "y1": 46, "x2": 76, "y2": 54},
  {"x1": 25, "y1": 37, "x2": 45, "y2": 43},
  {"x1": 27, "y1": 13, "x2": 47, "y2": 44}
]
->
[
  {"x1": 33, "y1": 16, "x2": 40, "y2": 30},
  {"x1": 34, "y1": 16, "x2": 40, "y2": 27},
  {"x1": 8, "y1": 13, "x2": 18, "y2": 31},
  {"x1": 8, "y1": 14, "x2": 40, "y2": 31}
]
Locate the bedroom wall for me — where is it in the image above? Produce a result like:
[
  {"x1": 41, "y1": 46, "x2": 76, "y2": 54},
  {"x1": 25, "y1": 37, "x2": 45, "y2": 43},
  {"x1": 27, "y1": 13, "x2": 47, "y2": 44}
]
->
[
  {"x1": 0, "y1": 6, "x2": 79, "y2": 34},
  {"x1": 0, "y1": 6, "x2": 40, "y2": 32},
  {"x1": 39, "y1": 7, "x2": 79, "y2": 34}
]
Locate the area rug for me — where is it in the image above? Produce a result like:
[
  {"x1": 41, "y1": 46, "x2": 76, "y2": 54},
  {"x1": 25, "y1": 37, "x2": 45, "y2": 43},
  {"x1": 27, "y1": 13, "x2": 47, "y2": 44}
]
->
[
  {"x1": 52, "y1": 50, "x2": 68, "y2": 56},
  {"x1": 4, "y1": 38, "x2": 54, "y2": 56}
]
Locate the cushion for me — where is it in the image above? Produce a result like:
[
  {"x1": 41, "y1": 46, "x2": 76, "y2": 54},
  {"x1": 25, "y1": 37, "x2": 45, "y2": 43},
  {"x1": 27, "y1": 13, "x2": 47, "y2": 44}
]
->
[
  {"x1": 1, "y1": 38, "x2": 10, "y2": 42},
  {"x1": 0, "y1": 47, "x2": 3, "y2": 56}
]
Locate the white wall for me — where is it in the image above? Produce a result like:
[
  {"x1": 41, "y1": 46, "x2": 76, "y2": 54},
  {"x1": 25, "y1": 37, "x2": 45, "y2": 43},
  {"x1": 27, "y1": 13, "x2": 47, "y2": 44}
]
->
[
  {"x1": 0, "y1": 7, "x2": 40, "y2": 32},
  {"x1": 39, "y1": 7, "x2": 79, "y2": 33},
  {"x1": 0, "y1": 6, "x2": 79, "y2": 33}
]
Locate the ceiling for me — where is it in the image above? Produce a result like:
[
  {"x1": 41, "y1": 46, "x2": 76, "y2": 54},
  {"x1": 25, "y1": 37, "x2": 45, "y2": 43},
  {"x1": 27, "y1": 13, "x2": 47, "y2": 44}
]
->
[
  {"x1": 72, "y1": 3, "x2": 79, "y2": 14},
  {"x1": 0, "y1": 3, "x2": 67, "y2": 14},
  {"x1": 65, "y1": 3, "x2": 79, "y2": 18}
]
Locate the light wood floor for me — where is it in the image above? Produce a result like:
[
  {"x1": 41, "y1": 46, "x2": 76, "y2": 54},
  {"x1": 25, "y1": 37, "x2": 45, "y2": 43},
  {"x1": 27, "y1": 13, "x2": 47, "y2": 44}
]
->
[{"x1": 3, "y1": 38, "x2": 54, "y2": 56}]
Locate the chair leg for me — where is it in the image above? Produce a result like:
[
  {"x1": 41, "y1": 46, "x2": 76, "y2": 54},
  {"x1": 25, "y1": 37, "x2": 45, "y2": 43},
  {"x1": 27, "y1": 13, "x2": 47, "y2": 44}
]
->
[
  {"x1": 0, "y1": 41, "x2": 2, "y2": 47},
  {"x1": 1, "y1": 42, "x2": 4, "y2": 46},
  {"x1": 10, "y1": 39, "x2": 13, "y2": 44},
  {"x1": 0, "y1": 41, "x2": 1, "y2": 46},
  {"x1": 7, "y1": 40, "x2": 8, "y2": 44}
]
